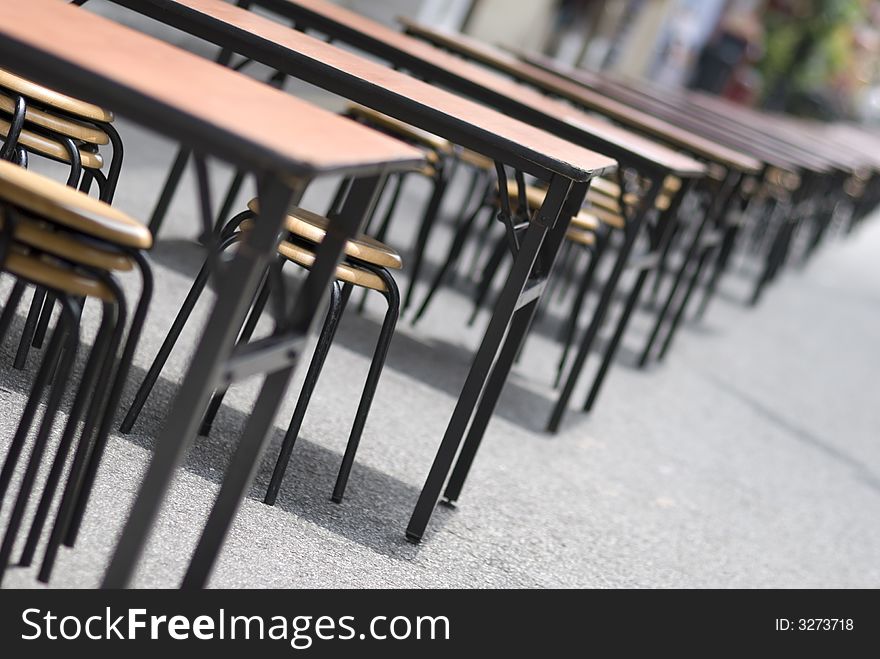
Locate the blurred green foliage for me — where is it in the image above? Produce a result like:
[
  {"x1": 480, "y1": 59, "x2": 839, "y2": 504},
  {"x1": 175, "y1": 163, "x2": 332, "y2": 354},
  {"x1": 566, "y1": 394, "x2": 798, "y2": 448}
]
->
[{"x1": 759, "y1": 0, "x2": 864, "y2": 112}]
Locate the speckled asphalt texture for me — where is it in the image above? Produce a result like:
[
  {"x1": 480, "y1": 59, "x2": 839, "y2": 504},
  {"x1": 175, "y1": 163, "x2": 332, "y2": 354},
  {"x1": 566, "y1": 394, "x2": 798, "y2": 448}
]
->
[{"x1": 0, "y1": 14, "x2": 878, "y2": 588}]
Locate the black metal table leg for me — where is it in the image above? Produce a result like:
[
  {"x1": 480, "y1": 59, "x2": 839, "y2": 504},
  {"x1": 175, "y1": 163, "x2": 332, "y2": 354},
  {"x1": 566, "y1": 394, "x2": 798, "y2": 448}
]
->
[
  {"x1": 656, "y1": 176, "x2": 745, "y2": 360},
  {"x1": 402, "y1": 162, "x2": 455, "y2": 312},
  {"x1": 546, "y1": 176, "x2": 663, "y2": 433},
  {"x1": 442, "y1": 298, "x2": 538, "y2": 504},
  {"x1": 181, "y1": 366, "x2": 294, "y2": 588},
  {"x1": 638, "y1": 171, "x2": 741, "y2": 365},
  {"x1": 443, "y1": 181, "x2": 587, "y2": 500},
  {"x1": 582, "y1": 181, "x2": 690, "y2": 412},
  {"x1": 101, "y1": 174, "x2": 300, "y2": 588},
  {"x1": 406, "y1": 174, "x2": 577, "y2": 543},
  {"x1": 180, "y1": 175, "x2": 385, "y2": 587}
]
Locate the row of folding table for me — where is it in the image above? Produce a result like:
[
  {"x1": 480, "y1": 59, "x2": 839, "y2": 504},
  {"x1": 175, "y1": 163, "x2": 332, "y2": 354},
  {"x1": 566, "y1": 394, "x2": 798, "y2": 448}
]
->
[{"x1": 1, "y1": 0, "x2": 873, "y2": 589}]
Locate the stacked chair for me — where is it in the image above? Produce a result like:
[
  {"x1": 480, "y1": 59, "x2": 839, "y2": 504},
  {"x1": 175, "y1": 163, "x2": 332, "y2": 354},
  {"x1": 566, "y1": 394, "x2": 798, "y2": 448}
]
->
[
  {"x1": 0, "y1": 72, "x2": 151, "y2": 586},
  {"x1": 120, "y1": 195, "x2": 405, "y2": 506},
  {"x1": 0, "y1": 67, "x2": 124, "y2": 372},
  {"x1": 0, "y1": 160, "x2": 152, "y2": 586}
]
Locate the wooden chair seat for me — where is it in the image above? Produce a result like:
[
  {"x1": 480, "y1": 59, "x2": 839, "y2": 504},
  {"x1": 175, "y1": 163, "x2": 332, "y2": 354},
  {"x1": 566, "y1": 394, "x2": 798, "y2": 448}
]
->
[
  {"x1": 2, "y1": 216, "x2": 133, "y2": 271},
  {"x1": 0, "y1": 91, "x2": 110, "y2": 144},
  {"x1": 0, "y1": 160, "x2": 152, "y2": 249},
  {"x1": 589, "y1": 176, "x2": 621, "y2": 198},
  {"x1": 663, "y1": 175, "x2": 682, "y2": 193},
  {"x1": 565, "y1": 227, "x2": 595, "y2": 247},
  {"x1": 0, "y1": 117, "x2": 103, "y2": 169},
  {"x1": 504, "y1": 181, "x2": 605, "y2": 231},
  {"x1": 620, "y1": 191, "x2": 672, "y2": 212},
  {"x1": 570, "y1": 210, "x2": 599, "y2": 232},
  {"x1": 588, "y1": 190, "x2": 621, "y2": 214},
  {"x1": 590, "y1": 175, "x2": 678, "y2": 204},
  {"x1": 240, "y1": 219, "x2": 389, "y2": 292},
  {"x1": 3, "y1": 247, "x2": 114, "y2": 301},
  {"x1": 348, "y1": 104, "x2": 450, "y2": 155},
  {"x1": 0, "y1": 68, "x2": 113, "y2": 123},
  {"x1": 246, "y1": 199, "x2": 401, "y2": 269},
  {"x1": 584, "y1": 203, "x2": 625, "y2": 230}
]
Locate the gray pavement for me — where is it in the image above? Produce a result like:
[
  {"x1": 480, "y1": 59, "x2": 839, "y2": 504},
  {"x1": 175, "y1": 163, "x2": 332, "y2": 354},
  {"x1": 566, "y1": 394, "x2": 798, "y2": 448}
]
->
[{"x1": 1, "y1": 106, "x2": 879, "y2": 589}]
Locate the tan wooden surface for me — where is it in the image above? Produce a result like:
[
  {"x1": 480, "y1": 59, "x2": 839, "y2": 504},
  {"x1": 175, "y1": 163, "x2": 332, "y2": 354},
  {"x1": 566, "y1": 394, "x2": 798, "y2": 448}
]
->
[
  {"x1": 247, "y1": 199, "x2": 402, "y2": 269},
  {"x1": 0, "y1": 91, "x2": 109, "y2": 144},
  {"x1": 4, "y1": 247, "x2": 114, "y2": 300},
  {"x1": 0, "y1": 67, "x2": 113, "y2": 122},
  {"x1": 0, "y1": 117, "x2": 103, "y2": 169},
  {"x1": 0, "y1": 159, "x2": 151, "y2": 249},
  {"x1": 119, "y1": 0, "x2": 615, "y2": 181},
  {"x1": 0, "y1": 0, "x2": 427, "y2": 182}
]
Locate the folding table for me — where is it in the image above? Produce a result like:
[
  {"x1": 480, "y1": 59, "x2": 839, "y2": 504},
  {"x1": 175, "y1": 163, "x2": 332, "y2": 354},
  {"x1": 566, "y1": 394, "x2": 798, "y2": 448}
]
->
[
  {"x1": 76, "y1": 0, "x2": 621, "y2": 576},
  {"x1": 0, "y1": 0, "x2": 427, "y2": 588},
  {"x1": 516, "y1": 53, "x2": 870, "y2": 307},
  {"x1": 94, "y1": 0, "x2": 719, "y2": 541}
]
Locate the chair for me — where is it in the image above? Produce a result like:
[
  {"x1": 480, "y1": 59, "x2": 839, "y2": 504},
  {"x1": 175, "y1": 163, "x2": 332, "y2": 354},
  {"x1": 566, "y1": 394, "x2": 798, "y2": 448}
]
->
[
  {"x1": 0, "y1": 159, "x2": 151, "y2": 586},
  {"x1": 345, "y1": 105, "x2": 495, "y2": 312},
  {"x1": 121, "y1": 200, "x2": 401, "y2": 506},
  {"x1": 0, "y1": 68, "x2": 123, "y2": 371}
]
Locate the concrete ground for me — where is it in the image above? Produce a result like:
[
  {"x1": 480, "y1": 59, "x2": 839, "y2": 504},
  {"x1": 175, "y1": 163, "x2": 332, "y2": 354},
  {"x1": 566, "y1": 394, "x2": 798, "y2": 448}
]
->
[{"x1": 0, "y1": 17, "x2": 878, "y2": 587}]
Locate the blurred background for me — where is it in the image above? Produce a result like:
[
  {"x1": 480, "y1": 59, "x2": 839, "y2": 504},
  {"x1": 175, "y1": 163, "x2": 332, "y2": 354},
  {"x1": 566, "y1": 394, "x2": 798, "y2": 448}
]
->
[{"x1": 351, "y1": 0, "x2": 880, "y2": 122}]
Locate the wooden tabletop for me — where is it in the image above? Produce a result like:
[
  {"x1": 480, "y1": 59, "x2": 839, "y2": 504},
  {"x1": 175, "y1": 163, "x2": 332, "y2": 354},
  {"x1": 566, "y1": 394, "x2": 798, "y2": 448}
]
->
[
  {"x1": 395, "y1": 17, "x2": 759, "y2": 175},
  {"x1": 107, "y1": 0, "x2": 615, "y2": 183},
  {"x1": 202, "y1": 0, "x2": 706, "y2": 176},
  {"x1": 0, "y1": 0, "x2": 427, "y2": 182},
  {"x1": 540, "y1": 59, "x2": 867, "y2": 176},
  {"x1": 819, "y1": 123, "x2": 880, "y2": 171},
  {"x1": 568, "y1": 70, "x2": 816, "y2": 174},
  {"x1": 589, "y1": 71, "x2": 851, "y2": 174}
]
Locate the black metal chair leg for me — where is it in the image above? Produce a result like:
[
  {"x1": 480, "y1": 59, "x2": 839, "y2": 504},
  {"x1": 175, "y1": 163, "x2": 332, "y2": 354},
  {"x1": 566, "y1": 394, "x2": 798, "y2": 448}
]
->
[
  {"x1": 357, "y1": 174, "x2": 401, "y2": 313},
  {"x1": 31, "y1": 292, "x2": 56, "y2": 349},
  {"x1": 0, "y1": 295, "x2": 68, "y2": 504},
  {"x1": 372, "y1": 173, "x2": 406, "y2": 242},
  {"x1": 638, "y1": 211, "x2": 714, "y2": 368},
  {"x1": 750, "y1": 218, "x2": 795, "y2": 306},
  {"x1": 60, "y1": 258, "x2": 153, "y2": 551},
  {"x1": 0, "y1": 296, "x2": 79, "y2": 586},
  {"x1": 149, "y1": 147, "x2": 191, "y2": 236},
  {"x1": 199, "y1": 265, "x2": 276, "y2": 436},
  {"x1": 332, "y1": 270, "x2": 399, "y2": 503},
  {"x1": 264, "y1": 282, "x2": 349, "y2": 506},
  {"x1": 214, "y1": 169, "x2": 247, "y2": 234},
  {"x1": 0, "y1": 279, "x2": 25, "y2": 343},
  {"x1": 463, "y1": 182, "x2": 498, "y2": 280},
  {"x1": 119, "y1": 234, "x2": 240, "y2": 433},
  {"x1": 649, "y1": 220, "x2": 679, "y2": 304},
  {"x1": 548, "y1": 240, "x2": 577, "y2": 304},
  {"x1": 582, "y1": 264, "x2": 651, "y2": 413},
  {"x1": 412, "y1": 200, "x2": 488, "y2": 324},
  {"x1": 38, "y1": 288, "x2": 127, "y2": 583},
  {"x1": 402, "y1": 172, "x2": 449, "y2": 312},
  {"x1": 694, "y1": 222, "x2": 739, "y2": 321},
  {"x1": 467, "y1": 232, "x2": 508, "y2": 326},
  {"x1": 658, "y1": 246, "x2": 715, "y2": 361},
  {"x1": 13, "y1": 287, "x2": 46, "y2": 369},
  {"x1": 554, "y1": 231, "x2": 608, "y2": 386},
  {"x1": 78, "y1": 170, "x2": 95, "y2": 195},
  {"x1": 19, "y1": 301, "x2": 116, "y2": 569}
]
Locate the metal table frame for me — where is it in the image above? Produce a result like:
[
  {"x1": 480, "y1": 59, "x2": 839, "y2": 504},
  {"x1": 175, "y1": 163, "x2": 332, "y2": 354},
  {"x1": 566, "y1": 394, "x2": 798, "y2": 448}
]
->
[
  {"x1": 0, "y1": 0, "x2": 426, "y2": 588},
  {"x1": 104, "y1": 0, "x2": 712, "y2": 446},
  {"x1": 93, "y1": 0, "x2": 642, "y2": 551}
]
